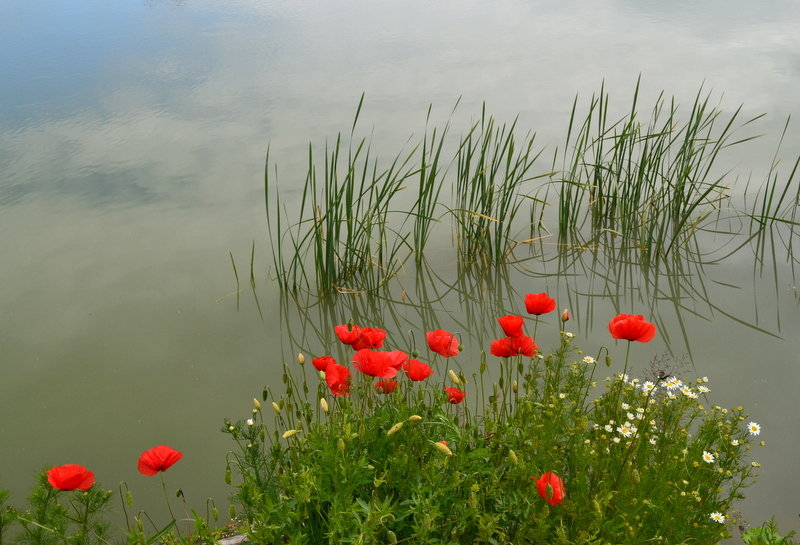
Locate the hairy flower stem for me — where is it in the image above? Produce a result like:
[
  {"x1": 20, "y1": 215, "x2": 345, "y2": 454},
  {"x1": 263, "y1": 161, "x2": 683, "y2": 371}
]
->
[
  {"x1": 159, "y1": 474, "x2": 180, "y2": 538},
  {"x1": 611, "y1": 383, "x2": 657, "y2": 492}
]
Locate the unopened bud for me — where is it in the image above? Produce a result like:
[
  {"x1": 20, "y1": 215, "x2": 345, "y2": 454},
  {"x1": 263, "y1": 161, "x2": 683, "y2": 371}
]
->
[
  {"x1": 512, "y1": 380, "x2": 518, "y2": 393},
  {"x1": 320, "y1": 398, "x2": 329, "y2": 413},
  {"x1": 448, "y1": 369, "x2": 461, "y2": 385},
  {"x1": 271, "y1": 401, "x2": 281, "y2": 414},
  {"x1": 508, "y1": 449, "x2": 518, "y2": 466},
  {"x1": 337, "y1": 437, "x2": 346, "y2": 453},
  {"x1": 229, "y1": 504, "x2": 237, "y2": 520},
  {"x1": 297, "y1": 353, "x2": 305, "y2": 365},
  {"x1": 253, "y1": 398, "x2": 261, "y2": 410},
  {"x1": 434, "y1": 441, "x2": 453, "y2": 456},
  {"x1": 282, "y1": 429, "x2": 300, "y2": 439},
  {"x1": 407, "y1": 415, "x2": 423, "y2": 422},
  {"x1": 387, "y1": 422, "x2": 404, "y2": 436},
  {"x1": 561, "y1": 309, "x2": 570, "y2": 322}
]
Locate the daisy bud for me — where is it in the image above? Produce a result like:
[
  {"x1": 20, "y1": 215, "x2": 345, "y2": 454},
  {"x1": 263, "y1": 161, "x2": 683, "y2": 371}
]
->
[
  {"x1": 448, "y1": 369, "x2": 461, "y2": 385},
  {"x1": 508, "y1": 449, "x2": 518, "y2": 466},
  {"x1": 282, "y1": 429, "x2": 300, "y2": 439},
  {"x1": 561, "y1": 309, "x2": 570, "y2": 322},
  {"x1": 271, "y1": 401, "x2": 281, "y2": 414},
  {"x1": 434, "y1": 441, "x2": 453, "y2": 456},
  {"x1": 253, "y1": 398, "x2": 262, "y2": 411},
  {"x1": 512, "y1": 380, "x2": 518, "y2": 393},
  {"x1": 297, "y1": 353, "x2": 305, "y2": 365},
  {"x1": 246, "y1": 418, "x2": 254, "y2": 426},
  {"x1": 320, "y1": 398, "x2": 329, "y2": 413},
  {"x1": 407, "y1": 415, "x2": 422, "y2": 422},
  {"x1": 387, "y1": 422, "x2": 404, "y2": 436}
]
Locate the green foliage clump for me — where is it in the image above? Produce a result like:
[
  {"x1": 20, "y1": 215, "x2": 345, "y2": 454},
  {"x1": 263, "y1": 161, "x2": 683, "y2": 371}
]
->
[{"x1": 225, "y1": 329, "x2": 762, "y2": 544}]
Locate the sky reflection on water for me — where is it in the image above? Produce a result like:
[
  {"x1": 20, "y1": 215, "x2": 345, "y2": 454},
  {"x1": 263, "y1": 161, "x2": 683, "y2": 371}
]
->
[{"x1": 1, "y1": 0, "x2": 800, "y2": 537}]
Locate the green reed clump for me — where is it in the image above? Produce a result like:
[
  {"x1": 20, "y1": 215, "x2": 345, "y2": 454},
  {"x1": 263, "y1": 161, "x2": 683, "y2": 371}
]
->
[{"x1": 224, "y1": 324, "x2": 761, "y2": 544}]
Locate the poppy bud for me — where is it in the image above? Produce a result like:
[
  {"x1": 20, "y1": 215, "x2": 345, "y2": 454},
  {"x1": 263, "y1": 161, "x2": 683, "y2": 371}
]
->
[
  {"x1": 512, "y1": 380, "x2": 518, "y2": 393},
  {"x1": 561, "y1": 309, "x2": 570, "y2": 322},
  {"x1": 297, "y1": 353, "x2": 305, "y2": 365},
  {"x1": 126, "y1": 490, "x2": 134, "y2": 507},
  {"x1": 407, "y1": 415, "x2": 422, "y2": 422},
  {"x1": 320, "y1": 398, "x2": 329, "y2": 413},
  {"x1": 229, "y1": 504, "x2": 237, "y2": 520},
  {"x1": 282, "y1": 429, "x2": 300, "y2": 439},
  {"x1": 337, "y1": 438, "x2": 346, "y2": 453},
  {"x1": 253, "y1": 398, "x2": 262, "y2": 410},
  {"x1": 271, "y1": 402, "x2": 281, "y2": 414},
  {"x1": 434, "y1": 441, "x2": 453, "y2": 456},
  {"x1": 387, "y1": 422, "x2": 404, "y2": 436},
  {"x1": 224, "y1": 465, "x2": 232, "y2": 485},
  {"x1": 387, "y1": 530, "x2": 398, "y2": 545},
  {"x1": 211, "y1": 506, "x2": 219, "y2": 522},
  {"x1": 448, "y1": 369, "x2": 461, "y2": 385},
  {"x1": 508, "y1": 449, "x2": 518, "y2": 465}
]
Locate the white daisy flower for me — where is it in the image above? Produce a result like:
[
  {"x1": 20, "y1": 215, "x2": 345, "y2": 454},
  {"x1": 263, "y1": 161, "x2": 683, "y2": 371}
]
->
[
  {"x1": 702, "y1": 451, "x2": 715, "y2": 463},
  {"x1": 636, "y1": 407, "x2": 645, "y2": 414},
  {"x1": 748, "y1": 422, "x2": 761, "y2": 436},
  {"x1": 612, "y1": 437, "x2": 621, "y2": 443},
  {"x1": 617, "y1": 424, "x2": 636, "y2": 437},
  {"x1": 582, "y1": 356, "x2": 596, "y2": 364},
  {"x1": 627, "y1": 412, "x2": 636, "y2": 421},
  {"x1": 246, "y1": 418, "x2": 255, "y2": 426},
  {"x1": 709, "y1": 512, "x2": 725, "y2": 523},
  {"x1": 621, "y1": 403, "x2": 630, "y2": 410},
  {"x1": 642, "y1": 381, "x2": 655, "y2": 393},
  {"x1": 558, "y1": 392, "x2": 567, "y2": 399},
  {"x1": 617, "y1": 373, "x2": 629, "y2": 383},
  {"x1": 664, "y1": 378, "x2": 683, "y2": 390},
  {"x1": 731, "y1": 439, "x2": 740, "y2": 446},
  {"x1": 604, "y1": 424, "x2": 614, "y2": 433},
  {"x1": 649, "y1": 436, "x2": 658, "y2": 445},
  {"x1": 698, "y1": 385, "x2": 710, "y2": 394}
]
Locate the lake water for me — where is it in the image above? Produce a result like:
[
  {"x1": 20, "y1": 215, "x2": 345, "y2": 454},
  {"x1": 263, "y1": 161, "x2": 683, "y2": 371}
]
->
[{"x1": 2, "y1": 0, "x2": 800, "y2": 538}]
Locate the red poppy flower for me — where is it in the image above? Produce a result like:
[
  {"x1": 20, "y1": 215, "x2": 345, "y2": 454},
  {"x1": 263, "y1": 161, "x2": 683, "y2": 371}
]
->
[
  {"x1": 403, "y1": 359, "x2": 434, "y2": 381},
  {"x1": 334, "y1": 324, "x2": 362, "y2": 345},
  {"x1": 444, "y1": 387, "x2": 466, "y2": 404},
  {"x1": 497, "y1": 315, "x2": 524, "y2": 337},
  {"x1": 375, "y1": 380, "x2": 397, "y2": 394},
  {"x1": 533, "y1": 472, "x2": 566, "y2": 506},
  {"x1": 351, "y1": 327, "x2": 387, "y2": 350},
  {"x1": 312, "y1": 356, "x2": 336, "y2": 372},
  {"x1": 352, "y1": 349, "x2": 399, "y2": 379},
  {"x1": 325, "y1": 363, "x2": 351, "y2": 397},
  {"x1": 427, "y1": 329, "x2": 460, "y2": 357},
  {"x1": 524, "y1": 293, "x2": 556, "y2": 315},
  {"x1": 608, "y1": 314, "x2": 656, "y2": 343},
  {"x1": 385, "y1": 350, "x2": 408, "y2": 371},
  {"x1": 46, "y1": 464, "x2": 95, "y2": 491},
  {"x1": 137, "y1": 445, "x2": 183, "y2": 476},
  {"x1": 490, "y1": 335, "x2": 538, "y2": 358}
]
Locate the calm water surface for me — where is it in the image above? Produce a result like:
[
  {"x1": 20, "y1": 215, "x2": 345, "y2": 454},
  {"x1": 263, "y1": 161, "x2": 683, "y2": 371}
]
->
[{"x1": 2, "y1": 0, "x2": 800, "y2": 536}]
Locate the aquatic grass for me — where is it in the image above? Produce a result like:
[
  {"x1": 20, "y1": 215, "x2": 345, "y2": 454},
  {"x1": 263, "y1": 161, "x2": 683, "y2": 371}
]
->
[{"x1": 263, "y1": 86, "x2": 800, "y2": 296}]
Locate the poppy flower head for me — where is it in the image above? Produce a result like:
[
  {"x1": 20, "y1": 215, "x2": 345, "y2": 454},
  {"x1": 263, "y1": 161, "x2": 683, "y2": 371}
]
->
[
  {"x1": 490, "y1": 335, "x2": 538, "y2": 358},
  {"x1": 325, "y1": 363, "x2": 352, "y2": 397},
  {"x1": 334, "y1": 324, "x2": 362, "y2": 345},
  {"x1": 608, "y1": 314, "x2": 657, "y2": 343},
  {"x1": 524, "y1": 293, "x2": 556, "y2": 315},
  {"x1": 46, "y1": 464, "x2": 95, "y2": 491},
  {"x1": 384, "y1": 350, "x2": 409, "y2": 371},
  {"x1": 351, "y1": 327, "x2": 387, "y2": 350},
  {"x1": 375, "y1": 380, "x2": 398, "y2": 394},
  {"x1": 137, "y1": 445, "x2": 183, "y2": 476},
  {"x1": 533, "y1": 472, "x2": 566, "y2": 506},
  {"x1": 427, "y1": 329, "x2": 460, "y2": 358},
  {"x1": 497, "y1": 315, "x2": 524, "y2": 337},
  {"x1": 444, "y1": 387, "x2": 466, "y2": 404},
  {"x1": 352, "y1": 349, "x2": 399, "y2": 379},
  {"x1": 312, "y1": 356, "x2": 337, "y2": 372},
  {"x1": 403, "y1": 359, "x2": 434, "y2": 382}
]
